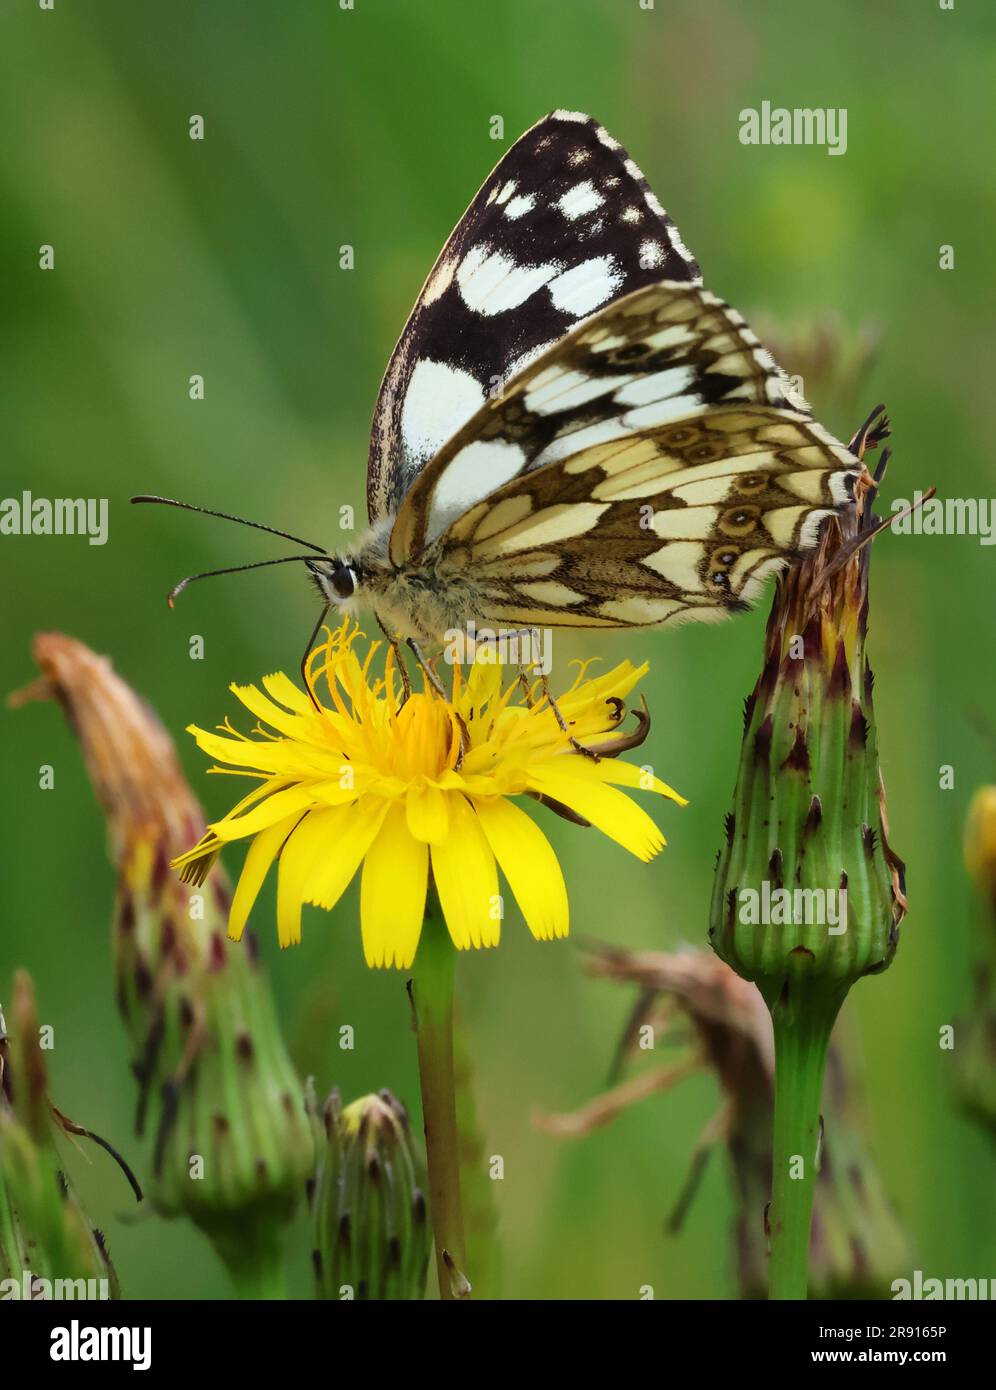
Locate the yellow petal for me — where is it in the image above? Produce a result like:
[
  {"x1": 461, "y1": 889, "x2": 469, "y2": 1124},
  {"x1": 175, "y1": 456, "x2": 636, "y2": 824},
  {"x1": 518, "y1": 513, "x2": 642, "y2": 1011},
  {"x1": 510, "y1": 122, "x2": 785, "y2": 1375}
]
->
[
  {"x1": 474, "y1": 797, "x2": 568, "y2": 941},
  {"x1": 361, "y1": 804, "x2": 428, "y2": 968},
  {"x1": 431, "y1": 796, "x2": 500, "y2": 951},
  {"x1": 526, "y1": 766, "x2": 666, "y2": 861},
  {"x1": 215, "y1": 776, "x2": 290, "y2": 821},
  {"x1": 405, "y1": 780, "x2": 450, "y2": 844},
  {"x1": 228, "y1": 814, "x2": 299, "y2": 940},
  {"x1": 230, "y1": 682, "x2": 310, "y2": 738},
  {"x1": 544, "y1": 755, "x2": 687, "y2": 806},
  {"x1": 210, "y1": 783, "x2": 316, "y2": 842},
  {"x1": 261, "y1": 670, "x2": 316, "y2": 715},
  {"x1": 272, "y1": 803, "x2": 382, "y2": 947},
  {"x1": 309, "y1": 778, "x2": 363, "y2": 806},
  {"x1": 305, "y1": 800, "x2": 390, "y2": 911},
  {"x1": 190, "y1": 727, "x2": 347, "y2": 782},
  {"x1": 561, "y1": 659, "x2": 647, "y2": 714},
  {"x1": 189, "y1": 726, "x2": 293, "y2": 772},
  {"x1": 463, "y1": 655, "x2": 504, "y2": 710},
  {"x1": 273, "y1": 810, "x2": 329, "y2": 947}
]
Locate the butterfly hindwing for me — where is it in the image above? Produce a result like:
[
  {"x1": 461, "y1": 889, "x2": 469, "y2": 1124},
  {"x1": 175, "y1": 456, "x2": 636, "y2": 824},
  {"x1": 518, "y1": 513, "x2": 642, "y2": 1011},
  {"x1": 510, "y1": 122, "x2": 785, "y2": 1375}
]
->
[
  {"x1": 387, "y1": 280, "x2": 861, "y2": 629},
  {"x1": 367, "y1": 110, "x2": 701, "y2": 523},
  {"x1": 445, "y1": 407, "x2": 858, "y2": 629}
]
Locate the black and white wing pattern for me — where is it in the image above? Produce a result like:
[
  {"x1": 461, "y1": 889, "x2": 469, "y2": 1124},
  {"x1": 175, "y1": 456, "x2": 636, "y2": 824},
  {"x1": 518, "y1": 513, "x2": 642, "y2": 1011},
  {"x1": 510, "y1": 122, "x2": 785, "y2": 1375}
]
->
[
  {"x1": 367, "y1": 110, "x2": 701, "y2": 522},
  {"x1": 389, "y1": 281, "x2": 863, "y2": 630}
]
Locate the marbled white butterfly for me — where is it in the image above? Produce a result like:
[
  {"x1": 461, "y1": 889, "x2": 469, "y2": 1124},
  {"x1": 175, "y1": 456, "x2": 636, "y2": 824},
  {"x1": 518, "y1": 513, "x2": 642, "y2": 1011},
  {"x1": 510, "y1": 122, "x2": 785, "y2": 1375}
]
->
[{"x1": 136, "y1": 110, "x2": 864, "y2": 672}]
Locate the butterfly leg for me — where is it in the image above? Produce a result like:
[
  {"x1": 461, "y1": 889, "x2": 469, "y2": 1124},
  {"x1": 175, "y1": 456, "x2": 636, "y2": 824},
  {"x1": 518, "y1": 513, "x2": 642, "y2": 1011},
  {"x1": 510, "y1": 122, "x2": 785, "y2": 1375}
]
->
[
  {"x1": 406, "y1": 639, "x2": 449, "y2": 700},
  {"x1": 372, "y1": 617, "x2": 412, "y2": 704},
  {"x1": 536, "y1": 672, "x2": 601, "y2": 761},
  {"x1": 394, "y1": 642, "x2": 413, "y2": 704},
  {"x1": 517, "y1": 669, "x2": 537, "y2": 705},
  {"x1": 499, "y1": 625, "x2": 600, "y2": 762}
]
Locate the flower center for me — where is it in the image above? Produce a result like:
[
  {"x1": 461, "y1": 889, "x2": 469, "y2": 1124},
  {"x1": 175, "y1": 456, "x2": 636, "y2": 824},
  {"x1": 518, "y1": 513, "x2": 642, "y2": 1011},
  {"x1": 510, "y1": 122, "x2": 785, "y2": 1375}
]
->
[{"x1": 380, "y1": 693, "x2": 458, "y2": 781}]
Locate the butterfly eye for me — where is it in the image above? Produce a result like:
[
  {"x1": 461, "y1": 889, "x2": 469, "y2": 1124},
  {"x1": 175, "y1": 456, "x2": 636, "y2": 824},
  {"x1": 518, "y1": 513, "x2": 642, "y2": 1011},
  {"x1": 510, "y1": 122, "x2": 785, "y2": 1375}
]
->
[{"x1": 330, "y1": 562, "x2": 357, "y2": 600}]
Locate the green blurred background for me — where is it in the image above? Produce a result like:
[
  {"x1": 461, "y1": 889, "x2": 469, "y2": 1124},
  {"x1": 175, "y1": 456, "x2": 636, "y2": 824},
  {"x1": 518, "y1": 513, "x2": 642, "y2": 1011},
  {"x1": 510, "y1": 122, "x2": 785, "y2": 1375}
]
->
[{"x1": 2, "y1": 0, "x2": 994, "y2": 1299}]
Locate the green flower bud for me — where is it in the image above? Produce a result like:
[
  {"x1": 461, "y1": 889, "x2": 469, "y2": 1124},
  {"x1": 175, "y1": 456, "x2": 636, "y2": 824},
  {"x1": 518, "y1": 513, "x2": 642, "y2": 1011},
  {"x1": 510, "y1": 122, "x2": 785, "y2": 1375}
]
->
[
  {"x1": 0, "y1": 972, "x2": 123, "y2": 1299},
  {"x1": 710, "y1": 413, "x2": 906, "y2": 1015},
  {"x1": 313, "y1": 1090, "x2": 430, "y2": 1300},
  {"x1": 21, "y1": 634, "x2": 315, "y2": 1295},
  {"x1": 706, "y1": 411, "x2": 914, "y2": 1298}
]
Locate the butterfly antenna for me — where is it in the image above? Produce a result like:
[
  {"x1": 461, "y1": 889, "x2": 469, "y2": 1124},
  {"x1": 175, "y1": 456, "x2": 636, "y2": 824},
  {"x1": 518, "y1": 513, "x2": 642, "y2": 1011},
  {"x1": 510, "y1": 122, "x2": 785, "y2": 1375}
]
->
[
  {"x1": 166, "y1": 555, "x2": 320, "y2": 607},
  {"x1": 131, "y1": 495, "x2": 327, "y2": 554},
  {"x1": 300, "y1": 603, "x2": 329, "y2": 711}
]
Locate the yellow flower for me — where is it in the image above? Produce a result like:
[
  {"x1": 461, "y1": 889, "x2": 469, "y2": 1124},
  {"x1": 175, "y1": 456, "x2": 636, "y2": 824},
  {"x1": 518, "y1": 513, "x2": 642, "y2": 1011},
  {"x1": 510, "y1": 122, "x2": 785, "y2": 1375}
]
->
[{"x1": 173, "y1": 622, "x2": 685, "y2": 968}]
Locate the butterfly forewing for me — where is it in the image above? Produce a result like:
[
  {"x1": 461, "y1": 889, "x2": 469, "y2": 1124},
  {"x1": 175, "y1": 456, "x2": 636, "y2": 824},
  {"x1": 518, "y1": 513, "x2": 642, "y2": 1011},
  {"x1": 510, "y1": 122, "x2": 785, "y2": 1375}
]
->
[
  {"x1": 388, "y1": 281, "x2": 861, "y2": 629},
  {"x1": 367, "y1": 111, "x2": 701, "y2": 522}
]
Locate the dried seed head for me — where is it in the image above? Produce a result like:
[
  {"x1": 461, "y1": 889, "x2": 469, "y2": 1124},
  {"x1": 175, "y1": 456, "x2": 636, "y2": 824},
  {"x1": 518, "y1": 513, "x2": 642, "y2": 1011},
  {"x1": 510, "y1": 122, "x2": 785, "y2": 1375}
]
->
[{"x1": 12, "y1": 635, "x2": 315, "y2": 1277}]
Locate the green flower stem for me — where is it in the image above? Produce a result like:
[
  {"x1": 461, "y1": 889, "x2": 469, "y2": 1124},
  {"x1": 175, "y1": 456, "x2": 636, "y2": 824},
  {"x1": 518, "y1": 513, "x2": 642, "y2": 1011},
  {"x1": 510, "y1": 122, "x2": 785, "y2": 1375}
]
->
[
  {"x1": 411, "y1": 900, "x2": 469, "y2": 1300},
  {"x1": 766, "y1": 983, "x2": 845, "y2": 1301},
  {"x1": 215, "y1": 1227, "x2": 288, "y2": 1300}
]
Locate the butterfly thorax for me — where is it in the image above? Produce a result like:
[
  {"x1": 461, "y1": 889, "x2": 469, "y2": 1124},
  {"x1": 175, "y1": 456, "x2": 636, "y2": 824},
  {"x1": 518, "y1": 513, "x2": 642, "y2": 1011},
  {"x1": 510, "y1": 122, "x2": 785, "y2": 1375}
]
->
[{"x1": 313, "y1": 518, "x2": 489, "y2": 642}]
